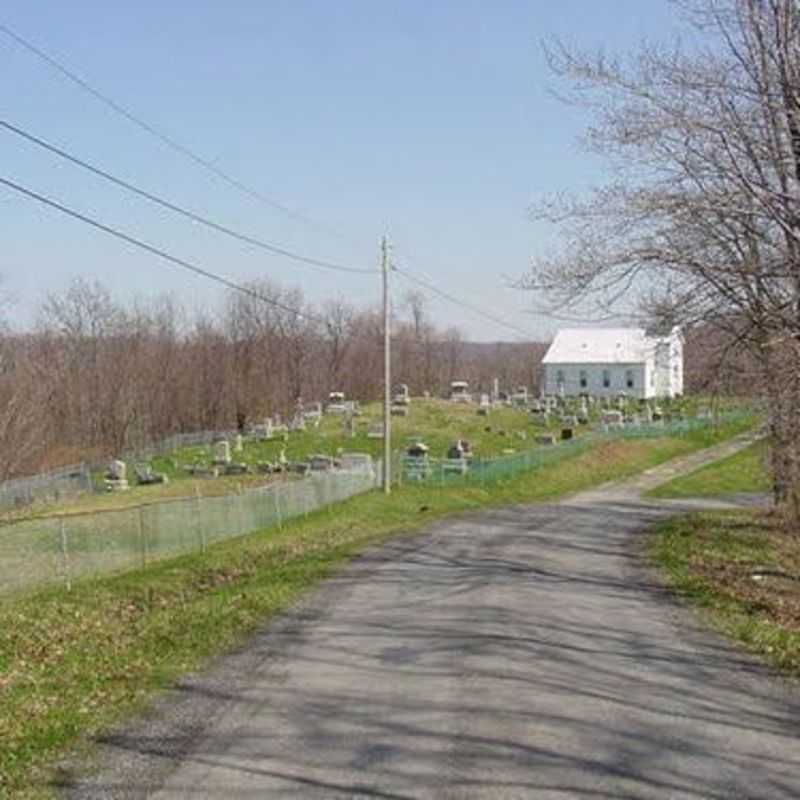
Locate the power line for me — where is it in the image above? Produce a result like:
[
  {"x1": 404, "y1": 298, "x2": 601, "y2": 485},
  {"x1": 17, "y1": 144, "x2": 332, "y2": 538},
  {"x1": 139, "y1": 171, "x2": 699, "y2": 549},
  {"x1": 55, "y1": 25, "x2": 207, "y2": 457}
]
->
[
  {"x1": 0, "y1": 21, "x2": 354, "y2": 244},
  {"x1": 0, "y1": 119, "x2": 376, "y2": 275},
  {"x1": 0, "y1": 174, "x2": 324, "y2": 322},
  {"x1": 392, "y1": 264, "x2": 537, "y2": 340}
]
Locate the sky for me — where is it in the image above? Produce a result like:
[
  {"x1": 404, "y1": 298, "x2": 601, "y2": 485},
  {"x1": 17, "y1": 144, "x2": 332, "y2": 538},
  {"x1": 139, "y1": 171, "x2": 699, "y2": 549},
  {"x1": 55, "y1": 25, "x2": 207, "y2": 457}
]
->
[{"x1": 1, "y1": 0, "x2": 682, "y2": 341}]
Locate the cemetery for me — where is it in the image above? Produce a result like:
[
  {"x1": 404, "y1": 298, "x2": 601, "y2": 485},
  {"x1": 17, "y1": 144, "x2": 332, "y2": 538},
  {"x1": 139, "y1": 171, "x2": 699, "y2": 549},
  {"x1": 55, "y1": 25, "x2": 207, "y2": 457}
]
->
[{"x1": 0, "y1": 389, "x2": 740, "y2": 521}]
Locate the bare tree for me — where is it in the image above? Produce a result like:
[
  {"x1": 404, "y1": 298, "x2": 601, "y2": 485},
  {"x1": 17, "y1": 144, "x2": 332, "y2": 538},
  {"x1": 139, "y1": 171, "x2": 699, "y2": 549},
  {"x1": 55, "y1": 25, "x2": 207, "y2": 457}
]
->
[
  {"x1": 523, "y1": 0, "x2": 800, "y2": 518},
  {"x1": 321, "y1": 298, "x2": 355, "y2": 393}
]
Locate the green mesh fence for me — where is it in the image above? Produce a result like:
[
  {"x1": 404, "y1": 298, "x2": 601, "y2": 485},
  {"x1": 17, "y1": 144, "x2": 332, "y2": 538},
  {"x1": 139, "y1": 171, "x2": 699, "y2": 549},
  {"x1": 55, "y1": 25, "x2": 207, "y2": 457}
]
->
[
  {"x1": 0, "y1": 469, "x2": 377, "y2": 597},
  {"x1": 399, "y1": 413, "x2": 749, "y2": 487},
  {"x1": 0, "y1": 412, "x2": 750, "y2": 598}
]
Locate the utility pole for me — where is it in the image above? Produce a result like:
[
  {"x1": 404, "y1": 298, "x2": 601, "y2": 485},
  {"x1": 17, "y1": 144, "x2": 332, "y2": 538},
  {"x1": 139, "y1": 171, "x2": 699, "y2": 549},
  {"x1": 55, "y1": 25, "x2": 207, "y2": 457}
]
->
[{"x1": 381, "y1": 236, "x2": 391, "y2": 494}]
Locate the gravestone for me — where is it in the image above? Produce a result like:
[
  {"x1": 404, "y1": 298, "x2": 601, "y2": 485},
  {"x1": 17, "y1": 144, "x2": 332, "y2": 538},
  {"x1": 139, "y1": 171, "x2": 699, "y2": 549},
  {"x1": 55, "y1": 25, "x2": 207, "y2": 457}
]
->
[
  {"x1": 304, "y1": 402, "x2": 323, "y2": 422},
  {"x1": 224, "y1": 463, "x2": 249, "y2": 476},
  {"x1": 134, "y1": 463, "x2": 168, "y2": 486},
  {"x1": 535, "y1": 433, "x2": 557, "y2": 446},
  {"x1": 309, "y1": 454, "x2": 334, "y2": 471},
  {"x1": 234, "y1": 434, "x2": 244, "y2": 453},
  {"x1": 342, "y1": 412, "x2": 357, "y2": 438},
  {"x1": 108, "y1": 460, "x2": 126, "y2": 481},
  {"x1": 393, "y1": 384, "x2": 410, "y2": 405},
  {"x1": 367, "y1": 421, "x2": 385, "y2": 439},
  {"x1": 530, "y1": 409, "x2": 549, "y2": 426},
  {"x1": 212, "y1": 440, "x2": 232, "y2": 465},
  {"x1": 105, "y1": 459, "x2": 129, "y2": 492},
  {"x1": 447, "y1": 441, "x2": 465, "y2": 460},
  {"x1": 445, "y1": 441, "x2": 469, "y2": 475},
  {"x1": 561, "y1": 428, "x2": 574, "y2": 441},
  {"x1": 601, "y1": 409, "x2": 624, "y2": 427}
]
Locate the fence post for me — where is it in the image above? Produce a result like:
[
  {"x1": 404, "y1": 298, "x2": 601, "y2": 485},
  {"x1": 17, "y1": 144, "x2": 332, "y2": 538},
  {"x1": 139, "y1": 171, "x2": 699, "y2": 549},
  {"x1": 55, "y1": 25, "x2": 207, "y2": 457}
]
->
[
  {"x1": 274, "y1": 485, "x2": 283, "y2": 530},
  {"x1": 195, "y1": 484, "x2": 206, "y2": 553},
  {"x1": 237, "y1": 482, "x2": 246, "y2": 535},
  {"x1": 138, "y1": 505, "x2": 148, "y2": 568},
  {"x1": 59, "y1": 517, "x2": 71, "y2": 592}
]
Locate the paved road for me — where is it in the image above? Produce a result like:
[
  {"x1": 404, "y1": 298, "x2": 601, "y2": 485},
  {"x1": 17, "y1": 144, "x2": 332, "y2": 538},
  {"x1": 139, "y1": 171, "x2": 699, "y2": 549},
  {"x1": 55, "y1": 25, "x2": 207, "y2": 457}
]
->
[{"x1": 66, "y1": 437, "x2": 800, "y2": 799}]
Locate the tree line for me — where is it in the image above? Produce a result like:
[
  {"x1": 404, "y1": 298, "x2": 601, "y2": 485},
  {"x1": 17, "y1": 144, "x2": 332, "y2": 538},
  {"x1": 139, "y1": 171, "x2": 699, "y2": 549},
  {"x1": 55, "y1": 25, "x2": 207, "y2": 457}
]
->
[{"x1": 0, "y1": 278, "x2": 546, "y2": 479}]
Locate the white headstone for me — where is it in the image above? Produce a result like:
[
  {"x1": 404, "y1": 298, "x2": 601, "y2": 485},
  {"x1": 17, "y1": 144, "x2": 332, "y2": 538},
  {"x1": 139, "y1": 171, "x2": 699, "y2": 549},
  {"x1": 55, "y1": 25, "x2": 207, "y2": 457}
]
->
[
  {"x1": 108, "y1": 459, "x2": 126, "y2": 481},
  {"x1": 234, "y1": 434, "x2": 244, "y2": 453},
  {"x1": 213, "y1": 440, "x2": 231, "y2": 465}
]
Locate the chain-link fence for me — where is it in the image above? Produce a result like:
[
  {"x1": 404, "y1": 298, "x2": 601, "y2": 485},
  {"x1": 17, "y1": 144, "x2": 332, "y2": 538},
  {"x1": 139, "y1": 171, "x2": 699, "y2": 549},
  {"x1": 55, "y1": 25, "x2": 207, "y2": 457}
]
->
[
  {"x1": 0, "y1": 463, "x2": 94, "y2": 511},
  {"x1": 399, "y1": 414, "x2": 748, "y2": 487},
  {"x1": 0, "y1": 467, "x2": 378, "y2": 597},
  {"x1": 0, "y1": 430, "x2": 245, "y2": 513},
  {"x1": 0, "y1": 412, "x2": 751, "y2": 598}
]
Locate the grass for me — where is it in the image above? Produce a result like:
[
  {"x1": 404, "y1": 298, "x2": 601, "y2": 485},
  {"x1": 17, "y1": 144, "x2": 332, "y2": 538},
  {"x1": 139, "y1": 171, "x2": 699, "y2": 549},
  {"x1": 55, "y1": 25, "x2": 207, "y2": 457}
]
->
[
  {"x1": 5, "y1": 400, "x2": 566, "y2": 521},
  {"x1": 648, "y1": 439, "x2": 770, "y2": 499},
  {"x1": 0, "y1": 413, "x2": 755, "y2": 798},
  {"x1": 651, "y1": 511, "x2": 800, "y2": 677},
  {"x1": 12, "y1": 395, "x2": 747, "y2": 521}
]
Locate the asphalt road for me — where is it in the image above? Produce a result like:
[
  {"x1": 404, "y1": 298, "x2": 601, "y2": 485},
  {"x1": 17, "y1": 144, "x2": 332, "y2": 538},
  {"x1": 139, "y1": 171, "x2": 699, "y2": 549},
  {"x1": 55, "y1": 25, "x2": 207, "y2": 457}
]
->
[{"x1": 65, "y1": 438, "x2": 800, "y2": 799}]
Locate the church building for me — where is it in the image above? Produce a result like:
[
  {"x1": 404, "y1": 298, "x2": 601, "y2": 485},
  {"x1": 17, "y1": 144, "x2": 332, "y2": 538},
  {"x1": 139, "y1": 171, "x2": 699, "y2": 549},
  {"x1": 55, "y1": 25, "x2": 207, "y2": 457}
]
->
[{"x1": 541, "y1": 327, "x2": 683, "y2": 399}]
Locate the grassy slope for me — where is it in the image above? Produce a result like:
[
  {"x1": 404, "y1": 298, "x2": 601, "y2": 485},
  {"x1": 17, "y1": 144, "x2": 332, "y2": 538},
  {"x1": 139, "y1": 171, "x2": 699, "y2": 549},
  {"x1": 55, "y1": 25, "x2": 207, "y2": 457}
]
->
[
  {"x1": 648, "y1": 439, "x2": 770, "y2": 498},
  {"x1": 651, "y1": 511, "x2": 800, "y2": 677},
  {"x1": 11, "y1": 401, "x2": 559, "y2": 520},
  {"x1": 0, "y1": 416, "x2": 752, "y2": 798}
]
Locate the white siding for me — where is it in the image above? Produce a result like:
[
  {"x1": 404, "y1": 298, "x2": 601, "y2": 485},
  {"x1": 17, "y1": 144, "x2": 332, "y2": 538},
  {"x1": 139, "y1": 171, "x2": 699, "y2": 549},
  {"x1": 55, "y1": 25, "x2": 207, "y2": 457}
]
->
[
  {"x1": 543, "y1": 363, "x2": 651, "y2": 399},
  {"x1": 541, "y1": 326, "x2": 683, "y2": 399}
]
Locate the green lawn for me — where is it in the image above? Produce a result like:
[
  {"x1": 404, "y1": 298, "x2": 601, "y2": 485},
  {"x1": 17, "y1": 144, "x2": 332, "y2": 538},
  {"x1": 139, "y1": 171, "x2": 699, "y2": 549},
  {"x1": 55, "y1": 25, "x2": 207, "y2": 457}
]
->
[
  {"x1": 651, "y1": 511, "x2": 800, "y2": 677},
  {"x1": 648, "y1": 440, "x2": 770, "y2": 499},
  {"x1": 6, "y1": 397, "x2": 750, "y2": 522},
  {"x1": 7, "y1": 400, "x2": 566, "y2": 521},
  {"x1": 0, "y1": 413, "x2": 755, "y2": 798}
]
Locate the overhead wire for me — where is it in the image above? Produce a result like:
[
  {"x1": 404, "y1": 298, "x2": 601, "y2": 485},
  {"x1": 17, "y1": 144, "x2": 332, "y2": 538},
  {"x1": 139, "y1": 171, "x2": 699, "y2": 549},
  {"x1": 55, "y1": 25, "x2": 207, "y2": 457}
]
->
[
  {"x1": 0, "y1": 21, "x2": 356, "y2": 246},
  {"x1": 0, "y1": 174, "x2": 326, "y2": 323},
  {"x1": 2, "y1": 168, "x2": 535, "y2": 340},
  {"x1": 392, "y1": 264, "x2": 537, "y2": 340},
  {"x1": 0, "y1": 119, "x2": 376, "y2": 275},
  {"x1": 1, "y1": 23, "x2": 536, "y2": 338}
]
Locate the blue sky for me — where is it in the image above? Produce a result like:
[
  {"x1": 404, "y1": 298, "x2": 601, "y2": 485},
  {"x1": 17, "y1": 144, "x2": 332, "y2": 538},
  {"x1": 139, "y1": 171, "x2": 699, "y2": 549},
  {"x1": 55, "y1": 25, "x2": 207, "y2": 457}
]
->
[{"x1": 2, "y1": 1, "x2": 680, "y2": 340}]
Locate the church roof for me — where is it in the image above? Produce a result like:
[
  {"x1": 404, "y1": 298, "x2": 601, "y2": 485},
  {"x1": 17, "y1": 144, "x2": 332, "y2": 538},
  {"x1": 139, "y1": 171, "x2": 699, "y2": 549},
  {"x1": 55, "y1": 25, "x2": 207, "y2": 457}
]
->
[{"x1": 542, "y1": 328, "x2": 655, "y2": 365}]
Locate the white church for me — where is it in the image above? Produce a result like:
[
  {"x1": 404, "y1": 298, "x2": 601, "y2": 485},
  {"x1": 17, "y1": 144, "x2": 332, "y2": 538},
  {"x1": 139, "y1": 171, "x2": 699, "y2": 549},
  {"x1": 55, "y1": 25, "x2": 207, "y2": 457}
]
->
[{"x1": 541, "y1": 327, "x2": 683, "y2": 399}]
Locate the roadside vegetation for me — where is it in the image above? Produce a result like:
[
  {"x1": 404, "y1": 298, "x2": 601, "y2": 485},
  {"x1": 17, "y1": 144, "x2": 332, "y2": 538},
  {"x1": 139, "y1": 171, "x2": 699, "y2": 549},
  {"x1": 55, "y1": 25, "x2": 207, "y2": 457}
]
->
[
  {"x1": 0, "y1": 416, "x2": 751, "y2": 798},
  {"x1": 652, "y1": 511, "x2": 800, "y2": 678},
  {"x1": 648, "y1": 440, "x2": 769, "y2": 499}
]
